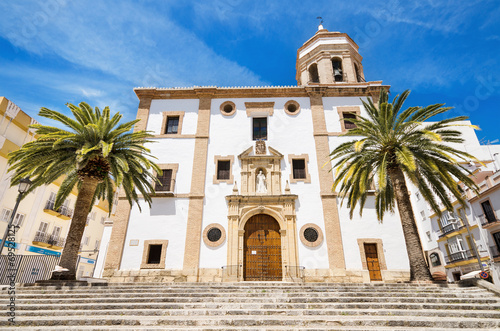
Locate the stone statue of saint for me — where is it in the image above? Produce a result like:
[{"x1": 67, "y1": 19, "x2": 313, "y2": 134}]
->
[{"x1": 256, "y1": 170, "x2": 267, "y2": 194}]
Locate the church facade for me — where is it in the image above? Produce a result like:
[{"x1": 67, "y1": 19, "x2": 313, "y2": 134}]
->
[{"x1": 102, "y1": 28, "x2": 411, "y2": 283}]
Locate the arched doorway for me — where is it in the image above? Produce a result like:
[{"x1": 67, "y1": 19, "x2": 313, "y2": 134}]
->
[{"x1": 243, "y1": 214, "x2": 282, "y2": 281}]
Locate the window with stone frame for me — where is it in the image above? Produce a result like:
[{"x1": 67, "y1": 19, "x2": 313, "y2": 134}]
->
[
  {"x1": 288, "y1": 154, "x2": 311, "y2": 184},
  {"x1": 342, "y1": 112, "x2": 357, "y2": 130},
  {"x1": 252, "y1": 117, "x2": 267, "y2": 140},
  {"x1": 292, "y1": 159, "x2": 306, "y2": 179},
  {"x1": 165, "y1": 116, "x2": 179, "y2": 134},
  {"x1": 141, "y1": 240, "x2": 168, "y2": 269},
  {"x1": 217, "y1": 160, "x2": 230, "y2": 180},
  {"x1": 155, "y1": 169, "x2": 173, "y2": 192}
]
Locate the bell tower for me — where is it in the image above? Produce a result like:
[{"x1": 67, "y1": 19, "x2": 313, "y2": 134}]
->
[{"x1": 296, "y1": 25, "x2": 365, "y2": 85}]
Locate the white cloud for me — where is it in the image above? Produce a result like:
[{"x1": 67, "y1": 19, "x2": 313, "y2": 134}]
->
[{"x1": 0, "y1": 0, "x2": 267, "y2": 88}]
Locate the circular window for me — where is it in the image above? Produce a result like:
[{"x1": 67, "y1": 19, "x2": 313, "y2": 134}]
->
[
  {"x1": 220, "y1": 101, "x2": 236, "y2": 116},
  {"x1": 284, "y1": 100, "x2": 300, "y2": 116},
  {"x1": 207, "y1": 227, "x2": 222, "y2": 242},
  {"x1": 299, "y1": 223, "x2": 323, "y2": 247},
  {"x1": 304, "y1": 227, "x2": 318, "y2": 243},
  {"x1": 203, "y1": 223, "x2": 226, "y2": 247}
]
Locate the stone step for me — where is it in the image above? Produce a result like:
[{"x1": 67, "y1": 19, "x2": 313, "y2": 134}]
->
[
  {"x1": 1, "y1": 315, "x2": 499, "y2": 328},
  {"x1": 0, "y1": 326, "x2": 478, "y2": 331},
  {"x1": 10, "y1": 295, "x2": 499, "y2": 305},
  {"x1": 13, "y1": 307, "x2": 500, "y2": 319},
  {"x1": 11, "y1": 301, "x2": 500, "y2": 312},
  {"x1": 8, "y1": 290, "x2": 495, "y2": 300}
]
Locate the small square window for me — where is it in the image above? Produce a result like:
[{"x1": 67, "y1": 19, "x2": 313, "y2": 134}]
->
[
  {"x1": 217, "y1": 160, "x2": 230, "y2": 180},
  {"x1": 165, "y1": 116, "x2": 179, "y2": 134},
  {"x1": 292, "y1": 159, "x2": 306, "y2": 179},
  {"x1": 343, "y1": 113, "x2": 357, "y2": 130},
  {"x1": 253, "y1": 117, "x2": 267, "y2": 140},
  {"x1": 147, "y1": 244, "x2": 163, "y2": 264},
  {"x1": 155, "y1": 169, "x2": 173, "y2": 191}
]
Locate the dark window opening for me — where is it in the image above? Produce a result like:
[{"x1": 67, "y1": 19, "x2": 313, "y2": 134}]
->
[
  {"x1": 287, "y1": 103, "x2": 297, "y2": 113},
  {"x1": 207, "y1": 228, "x2": 222, "y2": 242},
  {"x1": 155, "y1": 169, "x2": 172, "y2": 191},
  {"x1": 343, "y1": 112, "x2": 357, "y2": 130},
  {"x1": 304, "y1": 227, "x2": 318, "y2": 243},
  {"x1": 332, "y1": 59, "x2": 343, "y2": 82},
  {"x1": 165, "y1": 116, "x2": 179, "y2": 134},
  {"x1": 147, "y1": 244, "x2": 162, "y2": 264},
  {"x1": 481, "y1": 200, "x2": 496, "y2": 223},
  {"x1": 217, "y1": 160, "x2": 230, "y2": 180},
  {"x1": 253, "y1": 117, "x2": 267, "y2": 140},
  {"x1": 429, "y1": 253, "x2": 441, "y2": 267},
  {"x1": 292, "y1": 159, "x2": 306, "y2": 179},
  {"x1": 309, "y1": 64, "x2": 319, "y2": 83},
  {"x1": 493, "y1": 232, "x2": 500, "y2": 250},
  {"x1": 223, "y1": 104, "x2": 234, "y2": 114}
]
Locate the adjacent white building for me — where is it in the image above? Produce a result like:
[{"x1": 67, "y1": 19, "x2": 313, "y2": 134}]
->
[
  {"x1": 0, "y1": 97, "x2": 110, "y2": 281},
  {"x1": 409, "y1": 126, "x2": 500, "y2": 284}
]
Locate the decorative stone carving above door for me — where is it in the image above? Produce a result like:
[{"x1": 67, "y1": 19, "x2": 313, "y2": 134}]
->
[{"x1": 238, "y1": 144, "x2": 283, "y2": 195}]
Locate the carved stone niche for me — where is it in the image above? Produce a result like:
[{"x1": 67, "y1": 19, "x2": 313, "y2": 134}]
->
[{"x1": 238, "y1": 145, "x2": 283, "y2": 195}]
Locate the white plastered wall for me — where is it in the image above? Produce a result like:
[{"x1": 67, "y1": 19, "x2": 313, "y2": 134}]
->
[
  {"x1": 120, "y1": 98, "x2": 198, "y2": 270},
  {"x1": 198, "y1": 97, "x2": 329, "y2": 269}
]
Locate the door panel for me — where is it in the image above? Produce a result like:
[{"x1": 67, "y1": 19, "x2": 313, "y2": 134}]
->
[
  {"x1": 244, "y1": 214, "x2": 282, "y2": 281},
  {"x1": 364, "y1": 243, "x2": 382, "y2": 281}
]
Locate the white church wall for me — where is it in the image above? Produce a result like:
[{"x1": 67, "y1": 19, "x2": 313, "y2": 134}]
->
[
  {"x1": 323, "y1": 96, "x2": 369, "y2": 133},
  {"x1": 327, "y1": 133, "x2": 410, "y2": 271},
  {"x1": 120, "y1": 197, "x2": 190, "y2": 270},
  {"x1": 198, "y1": 97, "x2": 330, "y2": 269},
  {"x1": 146, "y1": 138, "x2": 195, "y2": 194},
  {"x1": 147, "y1": 99, "x2": 199, "y2": 135}
]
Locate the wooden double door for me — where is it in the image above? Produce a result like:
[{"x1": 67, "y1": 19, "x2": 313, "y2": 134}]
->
[{"x1": 243, "y1": 214, "x2": 282, "y2": 281}]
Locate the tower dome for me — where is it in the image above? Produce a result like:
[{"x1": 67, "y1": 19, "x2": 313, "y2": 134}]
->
[{"x1": 296, "y1": 28, "x2": 365, "y2": 86}]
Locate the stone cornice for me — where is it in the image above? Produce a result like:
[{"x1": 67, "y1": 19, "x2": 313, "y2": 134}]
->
[{"x1": 134, "y1": 83, "x2": 389, "y2": 100}]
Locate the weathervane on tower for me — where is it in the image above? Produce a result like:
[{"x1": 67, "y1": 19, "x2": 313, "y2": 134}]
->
[{"x1": 317, "y1": 16, "x2": 324, "y2": 30}]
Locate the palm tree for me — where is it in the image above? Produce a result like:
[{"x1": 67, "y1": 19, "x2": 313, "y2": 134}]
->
[
  {"x1": 330, "y1": 90, "x2": 478, "y2": 281},
  {"x1": 8, "y1": 102, "x2": 160, "y2": 280}
]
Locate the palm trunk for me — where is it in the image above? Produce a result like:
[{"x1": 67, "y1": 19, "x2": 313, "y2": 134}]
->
[
  {"x1": 51, "y1": 176, "x2": 99, "y2": 280},
  {"x1": 389, "y1": 167, "x2": 433, "y2": 281}
]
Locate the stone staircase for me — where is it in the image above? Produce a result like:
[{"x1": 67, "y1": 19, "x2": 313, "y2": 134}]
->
[{"x1": 1, "y1": 282, "x2": 500, "y2": 330}]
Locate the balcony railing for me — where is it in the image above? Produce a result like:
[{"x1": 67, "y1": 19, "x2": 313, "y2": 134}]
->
[
  {"x1": 33, "y1": 231, "x2": 65, "y2": 249},
  {"x1": 438, "y1": 222, "x2": 463, "y2": 237},
  {"x1": 44, "y1": 200, "x2": 74, "y2": 219},
  {"x1": 478, "y1": 214, "x2": 500, "y2": 227},
  {"x1": 444, "y1": 249, "x2": 478, "y2": 264}
]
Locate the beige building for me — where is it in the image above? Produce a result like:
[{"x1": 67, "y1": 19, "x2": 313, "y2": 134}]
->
[{"x1": 0, "y1": 97, "x2": 109, "y2": 280}]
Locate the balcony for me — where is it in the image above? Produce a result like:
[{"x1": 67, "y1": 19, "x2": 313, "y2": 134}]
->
[
  {"x1": 490, "y1": 245, "x2": 500, "y2": 261},
  {"x1": 444, "y1": 249, "x2": 478, "y2": 264},
  {"x1": 438, "y1": 222, "x2": 464, "y2": 238},
  {"x1": 478, "y1": 214, "x2": 500, "y2": 229},
  {"x1": 44, "y1": 200, "x2": 73, "y2": 220},
  {"x1": 32, "y1": 231, "x2": 65, "y2": 250}
]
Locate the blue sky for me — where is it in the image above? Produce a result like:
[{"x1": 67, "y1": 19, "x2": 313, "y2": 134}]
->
[{"x1": 1, "y1": 0, "x2": 499, "y2": 143}]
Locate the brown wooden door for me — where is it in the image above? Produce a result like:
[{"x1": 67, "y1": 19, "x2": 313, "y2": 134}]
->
[
  {"x1": 244, "y1": 214, "x2": 282, "y2": 281},
  {"x1": 364, "y1": 243, "x2": 382, "y2": 281}
]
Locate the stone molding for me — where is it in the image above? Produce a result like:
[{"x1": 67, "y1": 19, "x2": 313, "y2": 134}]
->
[
  {"x1": 299, "y1": 223, "x2": 324, "y2": 248},
  {"x1": 158, "y1": 111, "x2": 185, "y2": 137},
  {"x1": 140, "y1": 239, "x2": 169, "y2": 269},
  {"x1": 213, "y1": 155, "x2": 235, "y2": 184},
  {"x1": 288, "y1": 154, "x2": 311, "y2": 184},
  {"x1": 245, "y1": 102, "x2": 275, "y2": 117},
  {"x1": 202, "y1": 223, "x2": 226, "y2": 247}
]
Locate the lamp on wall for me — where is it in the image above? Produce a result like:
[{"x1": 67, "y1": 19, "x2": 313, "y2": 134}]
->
[{"x1": 0, "y1": 177, "x2": 32, "y2": 255}]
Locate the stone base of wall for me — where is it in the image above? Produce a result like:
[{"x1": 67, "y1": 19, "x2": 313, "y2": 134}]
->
[{"x1": 103, "y1": 268, "x2": 410, "y2": 283}]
